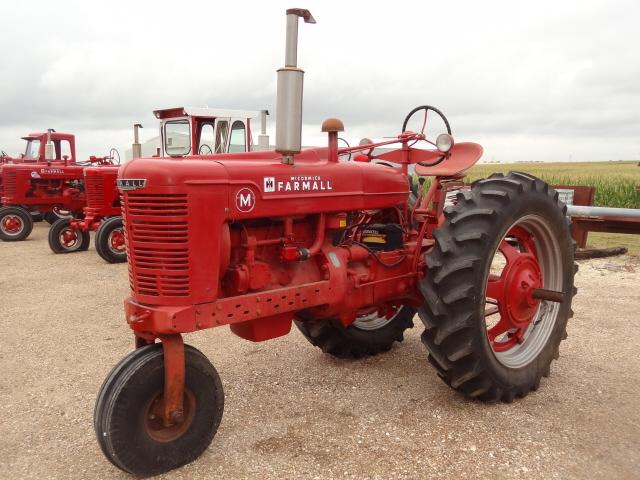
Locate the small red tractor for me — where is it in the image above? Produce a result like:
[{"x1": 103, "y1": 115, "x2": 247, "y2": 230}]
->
[
  {"x1": 0, "y1": 130, "x2": 78, "y2": 224},
  {"x1": 0, "y1": 130, "x2": 118, "y2": 241},
  {"x1": 94, "y1": 10, "x2": 577, "y2": 476},
  {"x1": 47, "y1": 165, "x2": 126, "y2": 261}
]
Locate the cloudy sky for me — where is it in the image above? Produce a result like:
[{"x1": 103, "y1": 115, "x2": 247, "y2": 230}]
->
[{"x1": 1, "y1": 0, "x2": 639, "y2": 162}]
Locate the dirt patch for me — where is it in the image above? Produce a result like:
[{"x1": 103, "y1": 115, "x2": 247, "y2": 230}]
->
[{"x1": 1, "y1": 223, "x2": 639, "y2": 479}]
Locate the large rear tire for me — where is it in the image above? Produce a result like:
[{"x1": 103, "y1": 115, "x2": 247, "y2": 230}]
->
[
  {"x1": 94, "y1": 344, "x2": 224, "y2": 476},
  {"x1": 418, "y1": 172, "x2": 577, "y2": 402},
  {"x1": 44, "y1": 208, "x2": 70, "y2": 225},
  {"x1": 295, "y1": 305, "x2": 415, "y2": 359},
  {"x1": 48, "y1": 218, "x2": 90, "y2": 253},
  {"x1": 0, "y1": 206, "x2": 33, "y2": 241},
  {"x1": 95, "y1": 216, "x2": 127, "y2": 263}
]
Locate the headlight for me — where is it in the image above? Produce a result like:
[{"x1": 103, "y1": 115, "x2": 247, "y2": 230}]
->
[{"x1": 436, "y1": 133, "x2": 454, "y2": 153}]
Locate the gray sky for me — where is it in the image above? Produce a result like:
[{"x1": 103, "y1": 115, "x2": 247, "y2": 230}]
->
[{"x1": 1, "y1": 0, "x2": 639, "y2": 162}]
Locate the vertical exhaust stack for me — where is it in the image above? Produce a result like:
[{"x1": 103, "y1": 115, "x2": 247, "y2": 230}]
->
[
  {"x1": 258, "y1": 109, "x2": 270, "y2": 151},
  {"x1": 132, "y1": 123, "x2": 143, "y2": 159},
  {"x1": 45, "y1": 128, "x2": 55, "y2": 161},
  {"x1": 276, "y1": 8, "x2": 316, "y2": 165}
]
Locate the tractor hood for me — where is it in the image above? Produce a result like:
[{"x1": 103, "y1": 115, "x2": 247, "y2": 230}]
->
[{"x1": 118, "y1": 148, "x2": 410, "y2": 221}]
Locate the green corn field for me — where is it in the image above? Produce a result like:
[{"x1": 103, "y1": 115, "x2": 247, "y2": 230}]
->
[
  {"x1": 414, "y1": 160, "x2": 640, "y2": 254},
  {"x1": 464, "y1": 161, "x2": 640, "y2": 209}
]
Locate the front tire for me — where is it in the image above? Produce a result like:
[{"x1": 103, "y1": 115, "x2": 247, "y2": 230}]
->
[
  {"x1": 94, "y1": 344, "x2": 224, "y2": 476},
  {"x1": 295, "y1": 305, "x2": 415, "y2": 359},
  {"x1": 0, "y1": 206, "x2": 33, "y2": 241},
  {"x1": 95, "y1": 216, "x2": 127, "y2": 263},
  {"x1": 418, "y1": 172, "x2": 577, "y2": 402},
  {"x1": 48, "y1": 218, "x2": 90, "y2": 253}
]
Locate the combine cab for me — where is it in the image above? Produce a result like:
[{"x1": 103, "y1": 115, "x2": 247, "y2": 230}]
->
[{"x1": 94, "y1": 10, "x2": 577, "y2": 476}]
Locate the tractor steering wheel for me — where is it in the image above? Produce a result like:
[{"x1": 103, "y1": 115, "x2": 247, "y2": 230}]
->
[
  {"x1": 338, "y1": 137, "x2": 352, "y2": 161},
  {"x1": 109, "y1": 148, "x2": 121, "y2": 165},
  {"x1": 401, "y1": 105, "x2": 452, "y2": 167},
  {"x1": 199, "y1": 144, "x2": 213, "y2": 155}
]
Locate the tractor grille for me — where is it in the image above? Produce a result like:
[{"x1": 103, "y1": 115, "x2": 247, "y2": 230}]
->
[
  {"x1": 3, "y1": 171, "x2": 16, "y2": 198},
  {"x1": 84, "y1": 175, "x2": 105, "y2": 208},
  {"x1": 123, "y1": 193, "x2": 190, "y2": 298}
]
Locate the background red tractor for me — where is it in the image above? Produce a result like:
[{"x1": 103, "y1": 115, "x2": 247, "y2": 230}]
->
[
  {"x1": 94, "y1": 10, "x2": 577, "y2": 476},
  {"x1": 47, "y1": 165, "x2": 125, "y2": 260},
  {"x1": 0, "y1": 130, "x2": 118, "y2": 241},
  {"x1": 0, "y1": 130, "x2": 78, "y2": 225}
]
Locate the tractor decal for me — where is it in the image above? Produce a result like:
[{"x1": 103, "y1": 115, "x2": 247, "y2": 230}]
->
[
  {"x1": 262, "y1": 175, "x2": 333, "y2": 193},
  {"x1": 235, "y1": 187, "x2": 256, "y2": 212},
  {"x1": 116, "y1": 179, "x2": 147, "y2": 191}
]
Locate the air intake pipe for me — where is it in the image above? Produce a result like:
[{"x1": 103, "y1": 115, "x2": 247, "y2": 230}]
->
[{"x1": 276, "y1": 8, "x2": 315, "y2": 165}]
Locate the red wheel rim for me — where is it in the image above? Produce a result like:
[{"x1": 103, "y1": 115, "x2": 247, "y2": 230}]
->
[
  {"x1": 1, "y1": 214, "x2": 23, "y2": 235},
  {"x1": 108, "y1": 229, "x2": 126, "y2": 253},
  {"x1": 60, "y1": 227, "x2": 79, "y2": 248},
  {"x1": 485, "y1": 226, "x2": 543, "y2": 353}
]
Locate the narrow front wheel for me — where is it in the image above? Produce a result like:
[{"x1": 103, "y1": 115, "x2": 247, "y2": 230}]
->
[
  {"x1": 48, "y1": 218, "x2": 90, "y2": 253},
  {"x1": 95, "y1": 216, "x2": 127, "y2": 263},
  {"x1": 94, "y1": 344, "x2": 224, "y2": 476}
]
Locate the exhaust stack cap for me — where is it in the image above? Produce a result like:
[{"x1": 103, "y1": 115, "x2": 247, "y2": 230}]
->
[{"x1": 276, "y1": 8, "x2": 315, "y2": 164}]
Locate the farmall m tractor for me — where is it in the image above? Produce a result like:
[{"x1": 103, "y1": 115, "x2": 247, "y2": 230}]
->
[
  {"x1": 46, "y1": 109, "x2": 266, "y2": 261},
  {"x1": 0, "y1": 130, "x2": 80, "y2": 225},
  {"x1": 0, "y1": 130, "x2": 118, "y2": 242},
  {"x1": 95, "y1": 9, "x2": 577, "y2": 476}
]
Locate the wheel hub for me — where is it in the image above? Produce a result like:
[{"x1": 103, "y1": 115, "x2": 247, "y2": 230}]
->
[
  {"x1": 485, "y1": 227, "x2": 545, "y2": 353},
  {"x1": 61, "y1": 228, "x2": 78, "y2": 247},
  {"x1": 1, "y1": 215, "x2": 23, "y2": 234},
  {"x1": 109, "y1": 229, "x2": 126, "y2": 252},
  {"x1": 504, "y1": 256, "x2": 542, "y2": 327},
  {"x1": 144, "y1": 388, "x2": 196, "y2": 443}
]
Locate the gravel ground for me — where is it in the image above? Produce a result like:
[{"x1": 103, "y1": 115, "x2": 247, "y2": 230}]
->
[{"x1": 1, "y1": 222, "x2": 639, "y2": 479}]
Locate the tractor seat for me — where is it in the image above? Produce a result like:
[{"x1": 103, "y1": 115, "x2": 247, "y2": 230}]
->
[{"x1": 414, "y1": 142, "x2": 483, "y2": 177}]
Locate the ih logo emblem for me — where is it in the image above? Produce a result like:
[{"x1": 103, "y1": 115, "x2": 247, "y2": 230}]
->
[
  {"x1": 117, "y1": 179, "x2": 147, "y2": 191},
  {"x1": 263, "y1": 177, "x2": 275, "y2": 192},
  {"x1": 236, "y1": 188, "x2": 256, "y2": 213}
]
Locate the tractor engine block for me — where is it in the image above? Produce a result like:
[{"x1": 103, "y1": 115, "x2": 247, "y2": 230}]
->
[{"x1": 119, "y1": 152, "x2": 423, "y2": 342}]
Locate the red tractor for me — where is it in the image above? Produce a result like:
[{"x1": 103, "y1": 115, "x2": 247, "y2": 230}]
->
[
  {"x1": 0, "y1": 130, "x2": 78, "y2": 225},
  {"x1": 0, "y1": 130, "x2": 118, "y2": 241},
  {"x1": 94, "y1": 10, "x2": 576, "y2": 476},
  {"x1": 47, "y1": 165, "x2": 126, "y2": 261}
]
